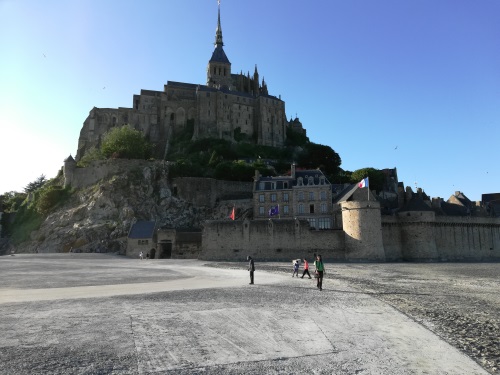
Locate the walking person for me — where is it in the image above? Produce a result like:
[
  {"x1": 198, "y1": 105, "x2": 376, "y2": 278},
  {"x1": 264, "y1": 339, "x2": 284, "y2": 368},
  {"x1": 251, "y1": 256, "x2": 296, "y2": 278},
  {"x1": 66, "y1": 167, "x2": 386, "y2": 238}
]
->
[
  {"x1": 314, "y1": 254, "x2": 325, "y2": 290},
  {"x1": 139, "y1": 251, "x2": 143, "y2": 260},
  {"x1": 300, "y1": 258, "x2": 312, "y2": 279},
  {"x1": 247, "y1": 256, "x2": 255, "y2": 284},
  {"x1": 292, "y1": 260, "x2": 299, "y2": 277}
]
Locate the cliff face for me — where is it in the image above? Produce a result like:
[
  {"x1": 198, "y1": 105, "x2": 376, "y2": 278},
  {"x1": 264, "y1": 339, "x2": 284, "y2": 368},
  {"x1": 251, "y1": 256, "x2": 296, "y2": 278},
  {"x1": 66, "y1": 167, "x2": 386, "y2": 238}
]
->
[{"x1": 14, "y1": 162, "x2": 237, "y2": 255}]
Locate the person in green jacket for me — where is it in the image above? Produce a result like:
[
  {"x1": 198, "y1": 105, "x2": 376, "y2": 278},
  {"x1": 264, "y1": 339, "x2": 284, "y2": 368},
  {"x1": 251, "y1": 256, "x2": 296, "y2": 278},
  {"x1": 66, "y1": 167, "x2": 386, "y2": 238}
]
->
[{"x1": 314, "y1": 254, "x2": 325, "y2": 290}]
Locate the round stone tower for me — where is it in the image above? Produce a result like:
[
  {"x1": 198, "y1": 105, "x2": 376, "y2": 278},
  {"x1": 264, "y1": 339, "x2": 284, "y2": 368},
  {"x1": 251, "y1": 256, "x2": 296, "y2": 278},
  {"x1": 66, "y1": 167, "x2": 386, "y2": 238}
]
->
[
  {"x1": 341, "y1": 198, "x2": 386, "y2": 261},
  {"x1": 63, "y1": 155, "x2": 76, "y2": 188}
]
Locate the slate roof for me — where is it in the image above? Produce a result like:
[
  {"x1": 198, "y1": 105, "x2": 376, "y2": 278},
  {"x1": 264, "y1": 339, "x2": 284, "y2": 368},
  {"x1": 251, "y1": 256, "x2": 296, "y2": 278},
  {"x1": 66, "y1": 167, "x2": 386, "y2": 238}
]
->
[
  {"x1": 128, "y1": 220, "x2": 156, "y2": 239},
  {"x1": 439, "y1": 201, "x2": 469, "y2": 216},
  {"x1": 209, "y1": 45, "x2": 230, "y2": 64},
  {"x1": 255, "y1": 169, "x2": 330, "y2": 191},
  {"x1": 399, "y1": 198, "x2": 433, "y2": 212}
]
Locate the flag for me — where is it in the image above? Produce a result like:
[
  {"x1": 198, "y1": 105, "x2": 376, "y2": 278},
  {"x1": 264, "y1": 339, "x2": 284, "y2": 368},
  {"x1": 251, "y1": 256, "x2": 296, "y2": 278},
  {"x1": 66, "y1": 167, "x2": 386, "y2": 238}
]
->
[
  {"x1": 269, "y1": 205, "x2": 279, "y2": 216},
  {"x1": 358, "y1": 177, "x2": 369, "y2": 188},
  {"x1": 229, "y1": 207, "x2": 235, "y2": 220}
]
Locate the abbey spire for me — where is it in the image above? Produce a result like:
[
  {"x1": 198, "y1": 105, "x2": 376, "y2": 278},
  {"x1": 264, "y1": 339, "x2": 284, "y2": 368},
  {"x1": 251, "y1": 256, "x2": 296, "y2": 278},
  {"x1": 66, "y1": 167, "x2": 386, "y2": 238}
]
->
[
  {"x1": 214, "y1": 0, "x2": 223, "y2": 47},
  {"x1": 207, "y1": 0, "x2": 232, "y2": 89}
]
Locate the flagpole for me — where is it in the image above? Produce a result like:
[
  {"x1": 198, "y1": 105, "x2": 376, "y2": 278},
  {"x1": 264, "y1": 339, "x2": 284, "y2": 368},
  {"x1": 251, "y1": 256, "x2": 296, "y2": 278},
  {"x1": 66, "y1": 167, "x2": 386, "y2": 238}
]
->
[{"x1": 367, "y1": 178, "x2": 369, "y2": 201}]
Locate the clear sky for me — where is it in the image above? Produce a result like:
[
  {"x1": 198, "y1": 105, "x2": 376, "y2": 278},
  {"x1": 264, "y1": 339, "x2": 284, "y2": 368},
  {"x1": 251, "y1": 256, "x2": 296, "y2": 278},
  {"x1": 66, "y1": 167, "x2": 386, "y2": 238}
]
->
[{"x1": 1, "y1": 0, "x2": 499, "y2": 202}]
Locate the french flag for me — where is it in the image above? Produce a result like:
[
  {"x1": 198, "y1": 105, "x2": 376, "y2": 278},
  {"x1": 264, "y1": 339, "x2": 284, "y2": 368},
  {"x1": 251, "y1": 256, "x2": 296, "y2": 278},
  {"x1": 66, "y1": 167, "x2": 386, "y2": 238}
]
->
[{"x1": 358, "y1": 177, "x2": 369, "y2": 188}]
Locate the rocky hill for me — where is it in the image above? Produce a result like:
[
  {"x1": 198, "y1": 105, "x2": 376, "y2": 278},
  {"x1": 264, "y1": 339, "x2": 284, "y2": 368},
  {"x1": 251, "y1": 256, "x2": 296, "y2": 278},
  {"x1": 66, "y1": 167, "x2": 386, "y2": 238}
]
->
[{"x1": 10, "y1": 161, "x2": 242, "y2": 255}]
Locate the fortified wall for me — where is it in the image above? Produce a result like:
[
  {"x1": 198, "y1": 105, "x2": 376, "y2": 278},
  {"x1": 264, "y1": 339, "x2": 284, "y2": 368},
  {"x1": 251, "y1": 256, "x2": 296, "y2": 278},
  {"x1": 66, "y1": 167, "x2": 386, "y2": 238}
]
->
[
  {"x1": 382, "y1": 215, "x2": 500, "y2": 261},
  {"x1": 200, "y1": 218, "x2": 345, "y2": 261},
  {"x1": 63, "y1": 158, "x2": 165, "y2": 190},
  {"x1": 171, "y1": 177, "x2": 253, "y2": 208},
  {"x1": 200, "y1": 199, "x2": 500, "y2": 262}
]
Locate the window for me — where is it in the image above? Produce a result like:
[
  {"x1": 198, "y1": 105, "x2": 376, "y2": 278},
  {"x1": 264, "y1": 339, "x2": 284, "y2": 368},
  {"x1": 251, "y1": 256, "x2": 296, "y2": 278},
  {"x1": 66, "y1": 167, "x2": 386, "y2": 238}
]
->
[
  {"x1": 138, "y1": 239, "x2": 148, "y2": 245},
  {"x1": 308, "y1": 177, "x2": 314, "y2": 185},
  {"x1": 283, "y1": 205, "x2": 289, "y2": 214},
  {"x1": 309, "y1": 192, "x2": 315, "y2": 201},
  {"x1": 320, "y1": 191, "x2": 327, "y2": 200},
  {"x1": 298, "y1": 192, "x2": 304, "y2": 201},
  {"x1": 259, "y1": 206, "x2": 265, "y2": 215},
  {"x1": 318, "y1": 218, "x2": 331, "y2": 229},
  {"x1": 283, "y1": 193, "x2": 289, "y2": 202},
  {"x1": 259, "y1": 194, "x2": 265, "y2": 203},
  {"x1": 320, "y1": 177, "x2": 325, "y2": 185},
  {"x1": 297, "y1": 177, "x2": 303, "y2": 186},
  {"x1": 298, "y1": 204, "x2": 304, "y2": 214},
  {"x1": 310, "y1": 204, "x2": 315, "y2": 214},
  {"x1": 320, "y1": 203, "x2": 327, "y2": 213},
  {"x1": 259, "y1": 182, "x2": 265, "y2": 190},
  {"x1": 271, "y1": 193, "x2": 277, "y2": 202}
]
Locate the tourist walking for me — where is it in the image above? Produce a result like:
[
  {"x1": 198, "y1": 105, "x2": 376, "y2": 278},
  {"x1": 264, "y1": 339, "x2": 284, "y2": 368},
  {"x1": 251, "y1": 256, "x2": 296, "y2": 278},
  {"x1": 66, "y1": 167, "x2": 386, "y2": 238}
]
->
[
  {"x1": 247, "y1": 256, "x2": 255, "y2": 284},
  {"x1": 139, "y1": 251, "x2": 143, "y2": 260},
  {"x1": 314, "y1": 254, "x2": 325, "y2": 290},
  {"x1": 292, "y1": 260, "x2": 299, "y2": 277},
  {"x1": 300, "y1": 258, "x2": 312, "y2": 279}
]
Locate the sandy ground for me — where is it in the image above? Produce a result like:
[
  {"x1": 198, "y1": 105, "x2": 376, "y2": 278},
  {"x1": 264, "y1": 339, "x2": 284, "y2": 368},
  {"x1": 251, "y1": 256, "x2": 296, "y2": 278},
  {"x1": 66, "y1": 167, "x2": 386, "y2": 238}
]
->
[{"x1": 0, "y1": 254, "x2": 496, "y2": 374}]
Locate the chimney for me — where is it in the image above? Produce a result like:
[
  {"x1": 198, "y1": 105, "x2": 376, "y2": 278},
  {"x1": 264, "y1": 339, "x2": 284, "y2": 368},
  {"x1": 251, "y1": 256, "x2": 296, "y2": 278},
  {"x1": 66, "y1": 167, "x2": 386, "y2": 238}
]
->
[{"x1": 291, "y1": 163, "x2": 296, "y2": 179}]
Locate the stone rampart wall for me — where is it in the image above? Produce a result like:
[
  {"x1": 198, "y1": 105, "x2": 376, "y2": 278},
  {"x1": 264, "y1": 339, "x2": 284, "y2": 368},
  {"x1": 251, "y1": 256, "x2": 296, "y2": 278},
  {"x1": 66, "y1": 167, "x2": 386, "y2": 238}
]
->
[
  {"x1": 200, "y1": 219, "x2": 345, "y2": 261},
  {"x1": 172, "y1": 177, "x2": 253, "y2": 208},
  {"x1": 382, "y1": 216, "x2": 500, "y2": 261},
  {"x1": 66, "y1": 159, "x2": 162, "y2": 190}
]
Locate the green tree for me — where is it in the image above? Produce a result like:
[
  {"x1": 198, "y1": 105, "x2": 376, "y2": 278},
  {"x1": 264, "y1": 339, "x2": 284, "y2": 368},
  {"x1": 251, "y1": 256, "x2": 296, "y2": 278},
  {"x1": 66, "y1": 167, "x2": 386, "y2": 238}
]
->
[
  {"x1": 24, "y1": 175, "x2": 47, "y2": 193},
  {"x1": 351, "y1": 168, "x2": 385, "y2": 193},
  {"x1": 77, "y1": 146, "x2": 104, "y2": 167},
  {"x1": 101, "y1": 125, "x2": 152, "y2": 159},
  {"x1": 297, "y1": 143, "x2": 342, "y2": 176}
]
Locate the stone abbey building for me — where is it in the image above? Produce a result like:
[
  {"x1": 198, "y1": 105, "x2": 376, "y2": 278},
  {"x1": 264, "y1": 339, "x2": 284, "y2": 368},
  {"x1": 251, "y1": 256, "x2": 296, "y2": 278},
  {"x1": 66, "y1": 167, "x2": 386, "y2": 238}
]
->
[{"x1": 76, "y1": 3, "x2": 293, "y2": 162}]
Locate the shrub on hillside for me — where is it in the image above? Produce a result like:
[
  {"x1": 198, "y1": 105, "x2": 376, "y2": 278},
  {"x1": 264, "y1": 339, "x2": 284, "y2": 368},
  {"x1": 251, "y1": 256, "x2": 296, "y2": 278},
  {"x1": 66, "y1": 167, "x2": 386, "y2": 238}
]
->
[{"x1": 101, "y1": 125, "x2": 152, "y2": 160}]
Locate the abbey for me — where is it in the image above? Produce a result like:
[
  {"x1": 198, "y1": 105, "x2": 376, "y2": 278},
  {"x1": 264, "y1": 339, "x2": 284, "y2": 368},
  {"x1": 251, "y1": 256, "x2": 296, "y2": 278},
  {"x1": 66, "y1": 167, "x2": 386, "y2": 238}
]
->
[{"x1": 76, "y1": 3, "x2": 292, "y2": 161}]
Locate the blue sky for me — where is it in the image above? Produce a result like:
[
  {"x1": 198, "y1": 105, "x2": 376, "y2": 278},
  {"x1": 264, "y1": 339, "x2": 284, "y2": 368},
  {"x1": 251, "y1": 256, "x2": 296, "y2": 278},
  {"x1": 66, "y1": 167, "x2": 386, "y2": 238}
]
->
[{"x1": 1, "y1": 0, "x2": 499, "y2": 202}]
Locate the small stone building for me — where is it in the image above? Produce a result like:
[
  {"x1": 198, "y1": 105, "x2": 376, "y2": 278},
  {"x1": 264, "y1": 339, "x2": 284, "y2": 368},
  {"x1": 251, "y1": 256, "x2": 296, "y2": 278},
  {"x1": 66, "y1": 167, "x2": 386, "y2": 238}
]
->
[{"x1": 127, "y1": 220, "x2": 157, "y2": 259}]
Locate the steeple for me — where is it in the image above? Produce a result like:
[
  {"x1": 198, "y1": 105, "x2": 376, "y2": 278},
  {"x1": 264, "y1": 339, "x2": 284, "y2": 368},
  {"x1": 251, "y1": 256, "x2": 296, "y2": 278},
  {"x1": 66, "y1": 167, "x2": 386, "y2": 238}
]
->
[
  {"x1": 207, "y1": 0, "x2": 232, "y2": 88},
  {"x1": 215, "y1": 0, "x2": 223, "y2": 47}
]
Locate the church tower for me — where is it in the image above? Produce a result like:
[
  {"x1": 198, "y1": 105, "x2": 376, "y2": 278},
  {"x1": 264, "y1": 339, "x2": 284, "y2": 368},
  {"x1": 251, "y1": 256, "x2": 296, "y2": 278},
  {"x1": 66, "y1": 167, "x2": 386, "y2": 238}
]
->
[{"x1": 206, "y1": 2, "x2": 232, "y2": 89}]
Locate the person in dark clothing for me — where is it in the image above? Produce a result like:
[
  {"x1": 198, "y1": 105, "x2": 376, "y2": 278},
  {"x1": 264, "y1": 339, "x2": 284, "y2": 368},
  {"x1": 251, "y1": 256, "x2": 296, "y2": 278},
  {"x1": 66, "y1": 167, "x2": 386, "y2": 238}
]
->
[
  {"x1": 247, "y1": 256, "x2": 255, "y2": 284},
  {"x1": 314, "y1": 254, "x2": 325, "y2": 291}
]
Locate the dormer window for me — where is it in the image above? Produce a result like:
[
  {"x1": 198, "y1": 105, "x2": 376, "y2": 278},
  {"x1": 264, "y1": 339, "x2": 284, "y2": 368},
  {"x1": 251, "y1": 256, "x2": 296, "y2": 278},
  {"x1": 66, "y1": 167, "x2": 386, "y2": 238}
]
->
[
  {"x1": 297, "y1": 177, "x2": 303, "y2": 186},
  {"x1": 308, "y1": 177, "x2": 314, "y2": 185}
]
